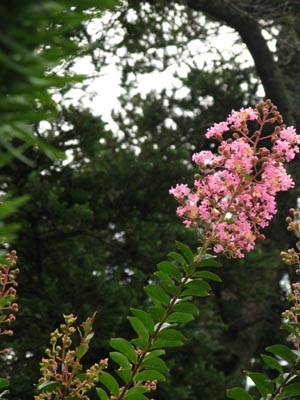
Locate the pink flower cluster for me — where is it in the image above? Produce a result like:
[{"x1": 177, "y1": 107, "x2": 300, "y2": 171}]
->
[{"x1": 170, "y1": 101, "x2": 300, "y2": 258}]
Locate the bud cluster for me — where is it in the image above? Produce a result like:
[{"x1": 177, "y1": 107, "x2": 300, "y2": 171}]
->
[
  {"x1": 170, "y1": 101, "x2": 299, "y2": 258},
  {"x1": 0, "y1": 250, "x2": 19, "y2": 351},
  {"x1": 35, "y1": 313, "x2": 106, "y2": 400},
  {"x1": 280, "y1": 209, "x2": 300, "y2": 350},
  {"x1": 282, "y1": 282, "x2": 300, "y2": 350},
  {"x1": 281, "y1": 209, "x2": 300, "y2": 270},
  {"x1": 144, "y1": 379, "x2": 157, "y2": 392}
]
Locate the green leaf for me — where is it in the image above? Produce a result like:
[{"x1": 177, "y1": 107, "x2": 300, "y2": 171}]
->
[
  {"x1": 142, "y1": 356, "x2": 169, "y2": 373},
  {"x1": 125, "y1": 386, "x2": 148, "y2": 396},
  {"x1": 131, "y1": 309, "x2": 154, "y2": 334},
  {"x1": 134, "y1": 370, "x2": 166, "y2": 382},
  {"x1": 116, "y1": 368, "x2": 132, "y2": 384},
  {"x1": 176, "y1": 241, "x2": 194, "y2": 263},
  {"x1": 157, "y1": 261, "x2": 182, "y2": 282},
  {"x1": 123, "y1": 394, "x2": 149, "y2": 400},
  {"x1": 185, "y1": 279, "x2": 211, "y2": 292},
  {"x1": 181, "y1": 277, "x2": 211, "y2": 297},
  {"x1": 144, "y1": 349, "x2": 166, "y2": 360},
  {"x1": 261, "y1": 354, "x2": 283, "y2": 374},
  {"x1": 168, "y1": 251, "x2": 186, "y2": 266},
  {"x1": 151, "y1": 338, "x2": 184, "y2": 348},
  {"x1": 0, "y1": 297, "x2": 15, "y2": 308},
  {"x1": 109, "y1": 352, "x2": 131, "y2": 369},
  {"x1": 98, "y1": 372, "x2": 119, "y2": 397},
  {"x1": 86, "y1": 332, "x2": 95, "y2": 343},
  {"x1": 183, "y1": 263, "x2": 196, "y2": 276},
  {"x1": 281, "y1": 323, "x2": 300, "y2": 339},
  {"x1": 244, "y1": 371, "x2": 273, "y2": 398},
  {"x1": 148, "y1": 306, "x2": 165, "y2": 321},
  {"x1": 164, "y1": 285, "x2": 181, "y2": 297},
  {"x1": 96, "y1": 387, "x2": 109, "y2": 400},
  {"x1": 157, "y1": 328, "x2": 186, "y2": 341},
  {"x1": 110, "y1": 338, "x2": 137, "y2": 363},
  {"x1": 192, "y1": 271, "x2": 222, "y2": 282},
  {"x1": 144, "y1": 284, "x2": 169, "y2": 306},
  {"x1": 128, "y1": 317, "x2": 149, "y2": 341},
  {"x1": 276, "y1": 383, "x2": 300, "y2": 399},
  {"x1": 155, "y1": 270, "x2": 174, "y2": 285},
  {"x1": 166, "y1": 312, "x2": 194, "y2": 323},
  {"x1": 196, "y1": 259, "x2": 222, "y2": 268},
  {"x1": 123, "y1": 387, "x2": 149, "y2": 400},
  {"x1": 266, "y1": 344, "x2": 295, "y2": 365},
  {"x1": 131, "y1": 338, "x2": 149, "y2": 351},
  {"x1": 181, "y1": 287, "x2": 209, "y2": 298},
  {"x1": 74, "y1": 373, "x2": 87, "y2": 382},
  {"x1": 173, "y1": 302, "x2": 199, "y2": 316},
  {"x1": 0, "y1": 195, "x2": 28, "y2": 219},
  {"x1": 37, "y1": 381, "x2": 62, "y2": 393},
  {"x1": 227, "y1": 387, "x2": 253, "y2": 400},
  {"x1": 76, "y1": 344, "x2": 88, "y2": 360},
  {"x1": 83, "y1": 315, "x2": 93, "y2": 335},
  {"x1": 0, "y1": 380, "x2": 9, "y2": 390}
]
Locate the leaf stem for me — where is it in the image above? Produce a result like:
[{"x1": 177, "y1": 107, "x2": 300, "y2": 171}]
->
[{"x1": 271, "y1": 360, "x2": 300, "y2": 398}]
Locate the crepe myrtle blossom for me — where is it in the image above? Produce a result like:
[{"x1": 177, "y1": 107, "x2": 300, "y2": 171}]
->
[{"x1": 170, "y1": 100, "x2": 300, "y2": 258}]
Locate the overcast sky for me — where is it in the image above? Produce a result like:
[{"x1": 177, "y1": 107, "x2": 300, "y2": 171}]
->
[{"x1": 53, "y1": 12, "x2": 269, "y2": 133}]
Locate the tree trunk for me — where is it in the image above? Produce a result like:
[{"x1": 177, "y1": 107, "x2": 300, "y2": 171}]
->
[{"x1": 185, "y1": 0, "x2": 295, "y2": 125}]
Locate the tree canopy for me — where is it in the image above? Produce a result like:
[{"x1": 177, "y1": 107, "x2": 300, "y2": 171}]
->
[{"x1": 1, "y1": 1, "x2": 300, "y2": 399}]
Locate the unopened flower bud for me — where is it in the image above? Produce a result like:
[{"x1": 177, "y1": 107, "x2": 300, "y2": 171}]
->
[
  {"x1": 100, "y1": 358, "x2": 109, "y2": 368},
  {"x1": 7, "y1": 287, "x2": 16, "y2": 296},
  {"x1": 9, "y1": 314, "x2": 16, "y2": 323},
  {"x1": 63, "y1": 314, "x2": 77, "y2": 325},
  {"x1": 1, "y1": 330, "x2": 13, "y2": 336},
  {"x1": 287, "y1": 292, "x2": 294, "y2": 301}
]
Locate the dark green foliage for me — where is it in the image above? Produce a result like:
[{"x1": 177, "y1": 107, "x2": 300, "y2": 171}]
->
[
  {"x1": 1, "y1": 1, "x2": 300, "y2": 399},
  {"x1": 0, "y1": 106, "x2": 195, "y2": 398},
  {"x1": 0, "y1": 0, "x2": 117, "y2": 163},
  {"x1": 3, "y1": 64, "x2": 286, "y2": 400},
  {"x1": 0, "y1": 0, "x2": 118, "y2": 244}
]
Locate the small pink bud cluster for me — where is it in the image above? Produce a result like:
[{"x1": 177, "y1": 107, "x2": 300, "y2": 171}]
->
[
  {"x1": 170, "y1": 101, "x2": 300, "y2": 258},
  {"x1": 0, "y1": 250, "x2": 19, "y2": 351},
  {"x1": 144, "y1": 379, "x2": 158, "y2": 392}
]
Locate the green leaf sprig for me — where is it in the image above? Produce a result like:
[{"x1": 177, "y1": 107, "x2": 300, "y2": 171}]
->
[{"x1": 96, "y1": 241, "x2": 222, "y2": 400}]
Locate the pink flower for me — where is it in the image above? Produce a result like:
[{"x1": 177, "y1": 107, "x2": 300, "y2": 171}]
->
[
  {"x1": 183, "y1": 220, "x2": 192, "y2": 228},
  {"x1": 192, "y1": 151, "x2": 214, "y2": 168},
  {"x1": 206, "y1": 121, "x2": 229, "y2": 139},
  {"x1": 227, "y1": 107, "x2": 258, "y2": 126},
  {"x1": 222, "y1": 139, "x2": 257, "y2": 174},
  {"x1": 274, "y1": 139, "x2": 299, "y2": 162},
  {"x1": 214, "y1": 244, "x2": 224, "y2": 253},
  {"x1": 170, "y1": 101, "x2": 299, "y2": 258},
  {"x1": 169, "y1": 184, "x2": 190, "y2": 200},
  {"x1": 280, "y1": 126, "x2": 299, "y2": 143},
  {"x1": 261, "y1": 160, "x2": 294, "y2": 193}
]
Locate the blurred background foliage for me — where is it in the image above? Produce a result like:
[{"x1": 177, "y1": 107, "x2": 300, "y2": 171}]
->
[{"x1": 1, "y1": 0, "x2": 300, "y2": 399}]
